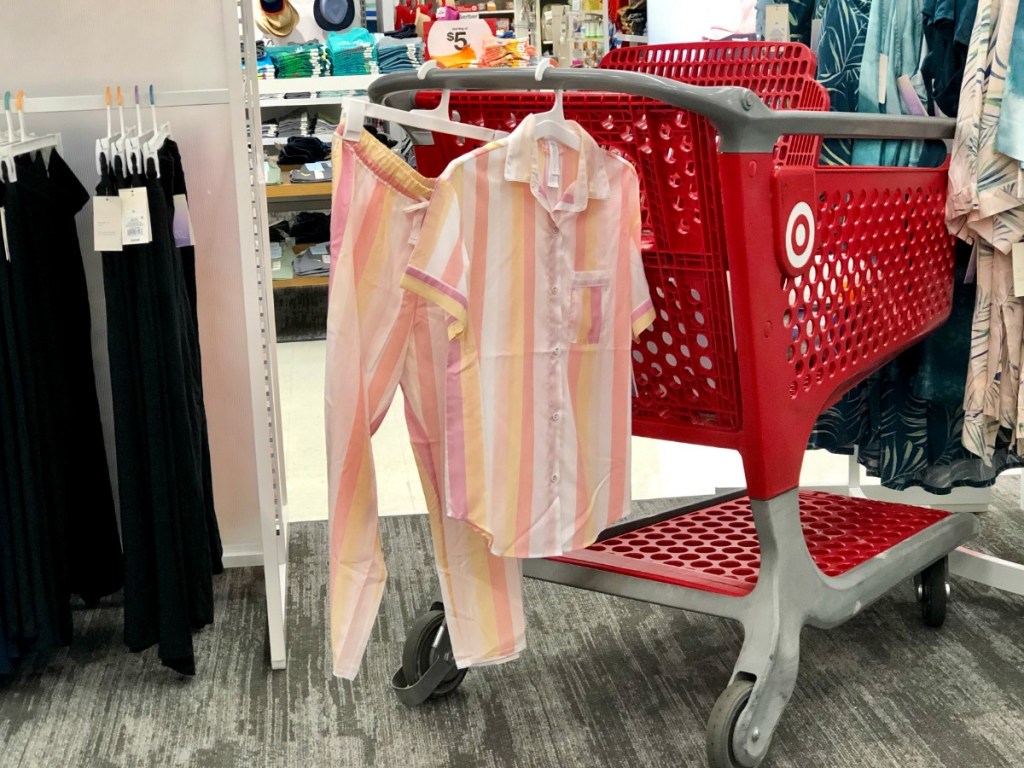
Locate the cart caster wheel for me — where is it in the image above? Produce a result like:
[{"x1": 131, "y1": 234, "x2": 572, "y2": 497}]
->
[
  {"x1": 914, "y1": 557, "x2": 949, "y2": 628},
  {"x1": 401, "y1": 609, "x2": 468, "y2": 700},
  {"x1": 707, "y1": 678, "x2": 760, "y2": 768}
]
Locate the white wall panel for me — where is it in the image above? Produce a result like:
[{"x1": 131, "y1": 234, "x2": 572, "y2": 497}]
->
[{"x1": 1, "y1": 2, "x2": 262, "y2": 556}]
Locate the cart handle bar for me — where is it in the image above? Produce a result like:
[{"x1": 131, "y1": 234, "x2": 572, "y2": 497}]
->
[{"x1": 368, "y1": 69, "x2": 955, "y2": 154}]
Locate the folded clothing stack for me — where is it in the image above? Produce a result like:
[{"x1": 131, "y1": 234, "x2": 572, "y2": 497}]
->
[
  {"x1": 277, "y1": 136, "x2": 331, "y2": 165},
  {"x1": 312, "y1": 112, "x2": 339, "y2": 141},
  {"x1": 262, "y1": 118, "x2": 279, "y2": 139},
  {"x1": 325, "y1": 28, "x2": 379, "y2": 76},
  {"x1": 276, "y1": 109, "x2": 311, "y2": 139},
  {"x1": 479, "y1": 38, "x2": 535, "y2": 67},
  {"x1": 267, "y1": 42, "x2": 329, "y2": 78},
  {"x1": 293, "y1": 243, "x2": 331, "y2": 277},
  {"x1": 377, "y1": 37, "x2": 423, "y2": 73},
  {"x1": 290, "y1": 162, "x2": 333, "y2": 184},
  {"x1": 257, "y1": 54, "x2": 277, "y2": 79},
  {"x1": 290, "y1": 212, "x2": 331, "y2": 244}
]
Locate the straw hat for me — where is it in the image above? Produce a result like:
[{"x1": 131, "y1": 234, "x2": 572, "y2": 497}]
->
[{"x1": 255, "y1": 0, "x2": 300, "y2": 38}]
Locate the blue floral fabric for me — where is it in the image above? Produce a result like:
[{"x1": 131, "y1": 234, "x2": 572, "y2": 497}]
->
[{"x1": 803, "y1": 0, "x2": 1024, "y2": 492}]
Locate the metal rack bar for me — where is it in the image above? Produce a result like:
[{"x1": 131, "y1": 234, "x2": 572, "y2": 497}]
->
[{"x1": 17, "y1": 89, "x2": 229, "y2": 114}]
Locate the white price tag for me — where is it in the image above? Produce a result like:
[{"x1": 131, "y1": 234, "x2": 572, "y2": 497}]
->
[
  {"x1": 172, "y1": 193, "x2": 195, "y2": 247},
  {"x1": 547, "y1": 141, "x2": 561, "y2": 189},
  {"x1": 93, "y1": 196, "x2": 124, "y2": 252},
  {"x1": 878, "y1": 53, "x2": 889, "y2": 106},
  {"x1": 0, "y1": 207, "x2": 9, "y2": 262},
  {"x1": 764, "y1": 4, "x2": 790, "y2": 42},
  {"x1": 1013, "y1": 243, "x2": 1024, "y2": 298},
  {"x1": 272, "y1": 260, "x2": 282, "y2": 272},
  {"x1": 119, "y1": 187, "x2": 153, "y2": 245}
]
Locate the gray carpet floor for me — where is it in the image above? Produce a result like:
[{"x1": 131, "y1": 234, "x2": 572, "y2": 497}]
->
[{"x1": 3, "y1": 483, "x2": 1024, "y2": 767}]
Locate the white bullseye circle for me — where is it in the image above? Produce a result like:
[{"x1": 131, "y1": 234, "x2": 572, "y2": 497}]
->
[{"x1": 785, "y1": 202, "x2": 815, "y2": 271}]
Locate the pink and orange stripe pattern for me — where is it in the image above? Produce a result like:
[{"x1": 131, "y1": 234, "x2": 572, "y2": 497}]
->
[
  {"x1": 403, "y1": 115, "x2": 656, "y2": 559},
  {"x1": 326, "y1": 129, "x2": 525, "y2": 680}
]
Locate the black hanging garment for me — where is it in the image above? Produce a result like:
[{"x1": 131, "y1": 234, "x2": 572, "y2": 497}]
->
[
  {"x1": 0, "y1": 150, "x2": 123, "y2": 672},
  {"x1": 98, "y1": 146, "x2": 221, "y2": 676}
]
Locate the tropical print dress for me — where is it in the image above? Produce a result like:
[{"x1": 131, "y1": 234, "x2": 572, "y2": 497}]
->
[
  {"x1": 806, "y1": 0, "x2": 1024, "y2": 491},
  {"x1": 947, "y1": 0, "x2": 1024, "y2": 461}
]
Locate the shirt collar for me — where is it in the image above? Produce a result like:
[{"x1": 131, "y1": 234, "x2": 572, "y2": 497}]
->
[{"x1": 503, "y1": 113, "x2": 611, "y2": 209}]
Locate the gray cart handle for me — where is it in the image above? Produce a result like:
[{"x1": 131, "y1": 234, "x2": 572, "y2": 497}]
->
[{"x1": 368, "y1": 68, "x2": 955, "y2": 154}]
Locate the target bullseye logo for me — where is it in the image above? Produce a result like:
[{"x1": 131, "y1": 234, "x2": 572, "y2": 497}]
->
[{"x1": 785, "y1": 202, "x2": 815, "y2": 271}]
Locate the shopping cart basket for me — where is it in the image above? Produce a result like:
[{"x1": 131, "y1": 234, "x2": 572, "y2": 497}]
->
[{"x1": 368, "y1": 44, "x2": 976, "y2": 768}]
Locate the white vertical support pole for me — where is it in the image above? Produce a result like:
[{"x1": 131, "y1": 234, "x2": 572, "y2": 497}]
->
[{"x1": 221, "y1": 0, "x2": 289, "y2": 670}]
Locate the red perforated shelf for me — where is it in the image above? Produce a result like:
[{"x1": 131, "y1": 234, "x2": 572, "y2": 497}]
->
[{"x1": 549, "y1": 491, "x2": 949, "y2": 598}]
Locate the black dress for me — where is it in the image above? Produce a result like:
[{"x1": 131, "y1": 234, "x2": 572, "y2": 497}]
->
[{"x1": 98, "y1": 148, "x2": 221, "y2": 676}]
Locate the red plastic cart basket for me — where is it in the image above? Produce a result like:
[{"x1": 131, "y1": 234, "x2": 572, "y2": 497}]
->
[{"x1": 370, "y1": 44, "x2": 977, "y2": 768}]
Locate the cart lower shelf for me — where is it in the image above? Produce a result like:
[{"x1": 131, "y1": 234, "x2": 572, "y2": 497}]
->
[{"x1": 548, "y1": 490, "x2": 950, "y2": 598}]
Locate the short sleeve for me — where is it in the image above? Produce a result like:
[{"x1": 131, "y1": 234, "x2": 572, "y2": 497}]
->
[
  {"x1": 400, "y1": 176, "x2": 470, "y2": 339},
  {"x1": 626, "y1": 173, "x2": 655, "y2": 340}
]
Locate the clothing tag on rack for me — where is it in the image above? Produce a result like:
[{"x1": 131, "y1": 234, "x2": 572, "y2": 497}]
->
[
  {"x1": 0, "y1": 207, "x2": 9, "y2": 262},
  {"x1": 878, "y1": 54, "x2": 889, "y2": 106},
  {"x1": 119, "y1": 187, "x2": 152, "y2": 246},
  {"x1": 93, "y1": 196, "x2": 124, "y2": 252},
  {"x1": 272, "y1": 260, "x2": 282, "y2": 272},
  {"x1": 172, "y1": 194, "x2": 195, "y2": 247},
  {"x1": 1013, "y1": 243, "x2": 1024, "y2": 298},
  {"x1": 764, "y1": 4, "x2": 790, "y2": 42},
  {"x1": 547, "y1": 141, "x2": 561, "y2": 189}
]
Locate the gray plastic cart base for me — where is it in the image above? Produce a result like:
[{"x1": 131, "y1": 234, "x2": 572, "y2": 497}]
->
[{"x1": 522, "y1": 489, "x2": 977, "y2": 767}]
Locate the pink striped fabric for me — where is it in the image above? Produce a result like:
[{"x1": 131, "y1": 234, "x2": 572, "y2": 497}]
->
[
  {"x1": 402, "y1": 115, "x2": 656, "y2": 559},
  {"x1": 326, "y1": 128, "x2": 525, "y2": 679}
]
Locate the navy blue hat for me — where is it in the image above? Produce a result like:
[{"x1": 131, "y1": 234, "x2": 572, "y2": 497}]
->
[
  {"x1": 260, "y1": 0, "x2": 286, "y2": 13},
  {"x1": 314, "y1": 0, "x2": 356, "y2": 31}
]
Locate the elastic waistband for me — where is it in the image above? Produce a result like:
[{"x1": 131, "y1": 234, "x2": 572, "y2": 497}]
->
[{"x1": 337, "y1": 122, "x2": 433, "y2": 202}]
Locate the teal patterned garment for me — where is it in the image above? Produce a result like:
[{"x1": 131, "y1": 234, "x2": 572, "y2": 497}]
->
[
  {"x1": 995, "y1": 0, "x2": 1024, "y2": 165},
  {"x1": 815, "y1": 0, "x2": 872, "y2": 165},
  {"x1": 851, "y1": 0, "x2": 925, "y2": 167},
  {"x1": 805, "y1": 0, "x2": 1024, "y2": 491}
]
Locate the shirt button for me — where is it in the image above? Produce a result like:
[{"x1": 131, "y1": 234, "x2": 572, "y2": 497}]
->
[
  {"x1": 550, "y1": 474, "x2": 559, "y2": 484},
  {"x1": 551, "y1": 412, "x2": 560, "y2": 422},
  {"x1": 553, "y1": 226, "x2": 560, "y2": 234},
  {"x1": 550, "y1": 285, "x2": 559, "y2": 296},
  {"x1": 552, "y1": 346, "x2": 561, "y2": 357}
]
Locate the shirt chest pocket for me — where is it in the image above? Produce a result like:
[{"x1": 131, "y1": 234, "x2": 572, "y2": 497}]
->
[{"x1": 567, "y1": 270, "x2": 612, "y2": 347}]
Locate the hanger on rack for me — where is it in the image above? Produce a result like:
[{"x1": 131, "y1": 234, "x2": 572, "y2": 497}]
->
[
  {"x1": 95, "y1": 86, "x2": 119, "y2": 176},
  {"x1": 532, "y1": 58, "x2": 580, "y2": 150},
  {"x1": 342, "y1": 59, "x2": 508, "y2": 143},
  {"x1": 0, "y1": 91, "x2": 62, "y2": 183},
  {"x1": 135, "y1": 85, "x2": 171, "y2": 178},
  {"x1": 408, "y1": 61, "x2": 452, "y2": 120},
  {"x1": 111, "y1": 85, "x2": 138, "y2": 175}
]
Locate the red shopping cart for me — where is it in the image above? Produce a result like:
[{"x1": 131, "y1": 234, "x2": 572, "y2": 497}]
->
[{"x1": 370, "y1": 44, "x2": 976, "y2": 768}]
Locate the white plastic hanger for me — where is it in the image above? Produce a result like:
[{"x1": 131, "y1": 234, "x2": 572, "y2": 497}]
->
[
  {"x1": 533, "y1": 58, "x2": 580, "y2": 150},
  {"x1": 0, "y1": 91, "x2": 61, "y2": 183},
  {"x1": 408, "y1": 60, "x2": 452, "y2": 120},
  {"x1": 137, "y1": 85, "x2": 171, "y2": 178},
  {"x1": 111, "y1": 86, "x2": 135, "y2": 175},
  {"x1": 94, "y1": 86, "x2": 119, "y2": 176},
  {"x1": 342, "y1": 59, "x2": 508, "y2": 144}
]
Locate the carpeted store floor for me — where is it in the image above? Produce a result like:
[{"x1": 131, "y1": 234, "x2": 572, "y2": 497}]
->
[{"x1": 4, "y1": 484, "x2": 1024, "y2": 767}]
